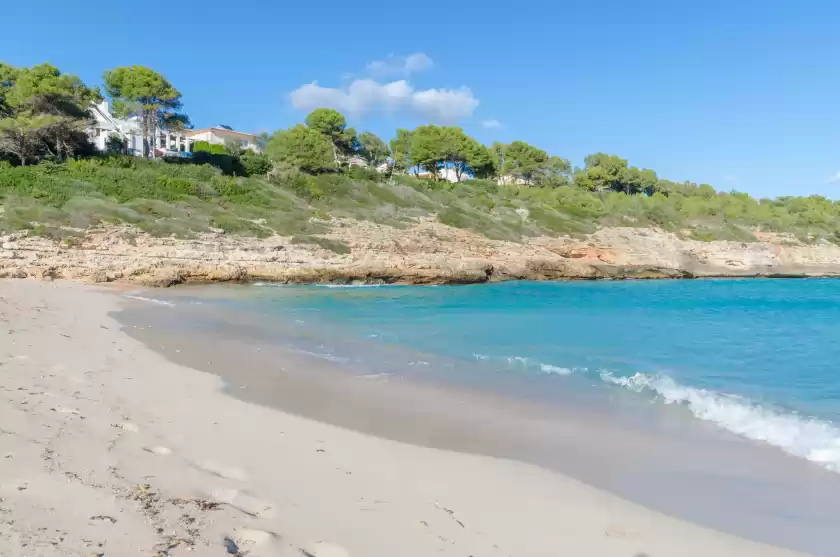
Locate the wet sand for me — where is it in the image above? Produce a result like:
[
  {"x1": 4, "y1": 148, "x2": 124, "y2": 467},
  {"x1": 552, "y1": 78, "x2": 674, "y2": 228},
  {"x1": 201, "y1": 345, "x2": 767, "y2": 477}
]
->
[{"x1": 0, "y1": 279, "x2": 824, "y2": 557}]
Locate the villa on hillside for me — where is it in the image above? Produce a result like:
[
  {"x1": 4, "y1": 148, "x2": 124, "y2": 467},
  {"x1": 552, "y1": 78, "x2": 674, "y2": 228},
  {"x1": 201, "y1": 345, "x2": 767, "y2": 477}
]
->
[
  {"x1": 186, "y1": 126, "x2": 262, "y2": 153},
  {"x1": 346, "y1": 156, "x2": 390, "y2": 173},
  {"x1": 88, "y1": 101, "x2": 192, "y2": 156},
  {"x1": 87, "y1": 101, "x2": 261, "y2": 157}
]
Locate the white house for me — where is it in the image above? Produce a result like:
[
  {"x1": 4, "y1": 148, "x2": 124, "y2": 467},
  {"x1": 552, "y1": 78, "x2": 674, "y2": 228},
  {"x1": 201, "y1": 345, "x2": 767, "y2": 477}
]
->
[
  {"x1": 409, "y1": 164, "x2": 467, "y2": 183},
  {"x1": 88, "y1": 100, "x2": 193, "y2": 157},
  {"x1": 346, "y1": 156, "x2": 368, "y2": 168},
  {"x1": 186, "y1": 126, "x2": 262, "y2": 153},
  {"x1": 496, "y1": 174, "x2": 530, "y2": 186},
  {"x1": 88, "y1": 100, "x2": 143, "y2": 154}
]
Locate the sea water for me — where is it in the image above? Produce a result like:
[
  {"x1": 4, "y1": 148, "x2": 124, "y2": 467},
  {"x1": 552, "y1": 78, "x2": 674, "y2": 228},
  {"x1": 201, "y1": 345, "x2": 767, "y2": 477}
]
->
[
  {"x1": 210, "y1": 279, "x2": 840, "y2": 473},
  {"x1": 127, "y1": 278, "x2": 840, "y2": 555}
]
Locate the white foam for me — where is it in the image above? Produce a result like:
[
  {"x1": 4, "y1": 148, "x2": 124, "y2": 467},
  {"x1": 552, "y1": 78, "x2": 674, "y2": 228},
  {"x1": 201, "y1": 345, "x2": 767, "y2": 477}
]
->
[
  {"x1": 289, "y1": 348, "x2": 350, "y2": 364},
  {"x1": 540, "y1": 364, "x2": 572, "y2": 375},
  {"x1": 123, "y1": 294, "x2": 175, "y2": 307},
  {"x1": 505, "y1": 356, "x2": 576, "y2": 376},
  {"x1": 601, "y1": 371, "x2": 840, "y2": 473},
  {"x1": 322, "y1": 284, "x2": 382, "y2": 288}
]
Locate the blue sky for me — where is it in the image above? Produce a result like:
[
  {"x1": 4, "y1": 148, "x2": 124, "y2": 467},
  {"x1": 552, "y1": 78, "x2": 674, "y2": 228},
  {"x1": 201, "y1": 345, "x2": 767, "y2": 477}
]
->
[{"x1": 4, "y1": 1, "x2": 840, "y2": 198}]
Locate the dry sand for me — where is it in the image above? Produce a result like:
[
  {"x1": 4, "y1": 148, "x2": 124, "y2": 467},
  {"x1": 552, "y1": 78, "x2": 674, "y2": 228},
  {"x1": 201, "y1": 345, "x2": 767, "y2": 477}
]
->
[{"x1": 0, "y1": 279, "x2": 807, "y2": 556}]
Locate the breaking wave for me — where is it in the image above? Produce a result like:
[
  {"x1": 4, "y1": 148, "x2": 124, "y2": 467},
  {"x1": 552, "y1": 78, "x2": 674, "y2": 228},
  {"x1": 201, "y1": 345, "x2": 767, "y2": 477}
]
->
[
  {"x1": 504, "y1": 356, "x2": 574, "y2": 376},
  {"x1": 600, "y1": 371, "x2": 840, "y2": 472}
]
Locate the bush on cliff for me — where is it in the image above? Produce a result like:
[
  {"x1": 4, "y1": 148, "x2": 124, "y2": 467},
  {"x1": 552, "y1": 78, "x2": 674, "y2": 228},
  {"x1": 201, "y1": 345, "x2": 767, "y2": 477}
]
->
[{"x1": 1, "y1": 155, "x2": 840, "y2": 245}]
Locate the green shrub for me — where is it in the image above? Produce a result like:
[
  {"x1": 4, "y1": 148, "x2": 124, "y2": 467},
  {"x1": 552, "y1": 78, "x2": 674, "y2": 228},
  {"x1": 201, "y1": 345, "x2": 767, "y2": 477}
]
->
[
  {"x1": 4, "y1": 157, "x2": 840, "y2": 244},
  {"x1": 239, "y1": 151, "x2": 272, "y2": 177}
]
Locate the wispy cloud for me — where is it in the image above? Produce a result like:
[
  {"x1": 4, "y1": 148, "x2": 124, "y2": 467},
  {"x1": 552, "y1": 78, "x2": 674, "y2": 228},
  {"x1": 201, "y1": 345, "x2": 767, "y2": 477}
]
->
[
  {"x1": 827, "y1": 170, "x2": 840, "y2": 184},
  {"x1": 289, "y1": 79, "x2": 479, "y2": 123},
  {"x1": 481, "y1": 119, "x2": 502, "y2": 129},
  {"x1": 366, "y1": 53, "x2": 434, "y2": 78}
]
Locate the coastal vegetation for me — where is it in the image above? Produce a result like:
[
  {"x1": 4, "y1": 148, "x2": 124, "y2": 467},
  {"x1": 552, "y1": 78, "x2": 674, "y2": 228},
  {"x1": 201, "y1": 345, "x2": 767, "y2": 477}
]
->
[{"x1": 2, "y1": 61, "x2": 840, "y2": 246}]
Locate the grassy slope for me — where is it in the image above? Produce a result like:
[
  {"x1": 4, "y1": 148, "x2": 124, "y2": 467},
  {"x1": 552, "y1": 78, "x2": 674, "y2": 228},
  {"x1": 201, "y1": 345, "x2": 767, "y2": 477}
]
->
[{"x1": 1, "y1": 157, "x2": 839, "y2": 250}]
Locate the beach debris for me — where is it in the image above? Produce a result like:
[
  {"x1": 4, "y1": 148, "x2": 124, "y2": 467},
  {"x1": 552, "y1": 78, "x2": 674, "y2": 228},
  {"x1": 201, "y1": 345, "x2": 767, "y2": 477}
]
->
[
  {"x1": 435, "y1": 502, "x2": 465, "y2": 528},
  {"x1": 605, "y1": 526, "x2": 636, "y2": 539},
  {"x1": 52, "y1": 406, "x2": 81, "y2": 414},
  {"x1": 169, "y1": 497, "x2": 221, "y2": 511},
  {"x1": 89, "y1": 515, "x2": 117, "y2": 524},
  {"x1": 223, "y1": 536, "x2": 241, "y2": 555},
  {"x1": 112, "y1": 422, "x2": 139, "y2": 432}
]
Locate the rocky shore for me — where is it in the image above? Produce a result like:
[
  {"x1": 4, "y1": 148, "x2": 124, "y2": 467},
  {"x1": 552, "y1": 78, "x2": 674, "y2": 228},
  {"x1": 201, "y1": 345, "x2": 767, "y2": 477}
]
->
[{"x1": 2, "y1": 218, "x2": 840, "y2": 286}]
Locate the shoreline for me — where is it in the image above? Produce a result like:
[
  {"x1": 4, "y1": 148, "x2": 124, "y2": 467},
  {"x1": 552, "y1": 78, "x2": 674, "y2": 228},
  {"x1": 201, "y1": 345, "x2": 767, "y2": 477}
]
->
[
  {"x1": 118, "y1": 287, "x2": 840, "y2": 557},
  {"x1": 0, "y1": 278, "x2": 817, "y2": 556}
]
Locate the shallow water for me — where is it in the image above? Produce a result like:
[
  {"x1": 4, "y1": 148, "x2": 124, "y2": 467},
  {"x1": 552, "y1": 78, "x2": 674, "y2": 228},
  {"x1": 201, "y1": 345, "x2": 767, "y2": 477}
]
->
[{"x1": 121, "y1": 279, "x2": 840, "y2": 556}]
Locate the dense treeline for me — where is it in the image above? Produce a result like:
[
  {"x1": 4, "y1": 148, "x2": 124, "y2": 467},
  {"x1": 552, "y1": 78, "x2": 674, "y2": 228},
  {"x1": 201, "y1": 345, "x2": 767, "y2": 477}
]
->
[
  {"x1": 3, "y1": 61, "x2": 840, "y2": 246},
  {"x1": 0, "y1": 63, "x2": 100, "y2": 165}
]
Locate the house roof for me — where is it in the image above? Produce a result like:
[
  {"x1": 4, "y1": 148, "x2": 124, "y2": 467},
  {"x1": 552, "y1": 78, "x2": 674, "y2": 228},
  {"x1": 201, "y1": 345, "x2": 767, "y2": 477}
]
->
[{"x1": 186, "y1": 127, "x2": 257, "y2": 139}]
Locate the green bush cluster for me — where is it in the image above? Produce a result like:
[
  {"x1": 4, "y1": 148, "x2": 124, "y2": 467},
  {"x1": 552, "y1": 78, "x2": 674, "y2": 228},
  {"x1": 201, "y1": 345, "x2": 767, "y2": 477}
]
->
[{"x1": 2, "y1": 156, "x2": 840, "y2": 245}]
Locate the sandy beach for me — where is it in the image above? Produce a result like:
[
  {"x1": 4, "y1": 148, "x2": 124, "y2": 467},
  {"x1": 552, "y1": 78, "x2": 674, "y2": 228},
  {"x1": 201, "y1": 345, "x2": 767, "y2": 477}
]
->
[{"x1": 0, "y1": 279, "x2": 809, "y2": 557}]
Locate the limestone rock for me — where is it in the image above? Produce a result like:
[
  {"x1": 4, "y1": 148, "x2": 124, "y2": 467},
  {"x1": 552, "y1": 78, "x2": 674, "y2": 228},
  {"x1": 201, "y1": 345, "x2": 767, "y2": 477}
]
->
[{"x1": 0, "y1": 219, "x2": 839, "y2": 286}]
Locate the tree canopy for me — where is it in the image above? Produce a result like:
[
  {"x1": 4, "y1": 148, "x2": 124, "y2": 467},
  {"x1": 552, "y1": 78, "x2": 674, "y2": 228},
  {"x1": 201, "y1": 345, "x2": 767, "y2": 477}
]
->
[
  {"x1": 0, "y1": 62, "x2": 100, "y2": 165},
  {"x1": 357, "y1": 131, "x2": 389, "y2": 168},
  {"x1": 103, "y1": 65, "x2": 188, "y2": 158},
  {"x1": 492, "y1": 141, "x2": 570, "y2": 186},
  {"x1": 265, "y1": 124, "x2": 334, "y2": 174},
  {"x1": 304, "y1": 108, "x2": 357, "y2": 162},
  {"x1": 574, "y1": 153, "x2": 658, "y2": 195},
  {"x1": 389, "y1": 129, "x2": 413, "y2": 173}
]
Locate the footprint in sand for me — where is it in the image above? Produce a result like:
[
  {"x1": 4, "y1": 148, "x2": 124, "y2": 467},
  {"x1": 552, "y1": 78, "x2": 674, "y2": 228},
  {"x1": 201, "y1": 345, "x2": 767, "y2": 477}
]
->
[
  {"x1": 303, "y1": 541, "x2": 350, "y2": 557},
  {"x1": 211, "y1": 488, "x2": 276, "y2": 518},
  {"x1": 232, "y1": 527, "x2": 285, "y2": 555},
  {"x1": 199, "y1": 461, "x2": 248, "y2": 481}
]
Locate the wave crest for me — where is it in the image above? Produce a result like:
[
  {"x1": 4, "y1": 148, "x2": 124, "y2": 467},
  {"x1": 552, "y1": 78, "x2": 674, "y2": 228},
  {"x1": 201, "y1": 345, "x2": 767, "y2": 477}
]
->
[{"x1": 601, "y1": 372, "x2": 840, "y2": 472}]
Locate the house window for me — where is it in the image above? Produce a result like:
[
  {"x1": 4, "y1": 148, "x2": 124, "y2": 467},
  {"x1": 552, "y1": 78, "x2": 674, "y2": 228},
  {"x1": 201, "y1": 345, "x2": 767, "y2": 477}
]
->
[{"x1": 95, "y1": 128, "x2": 101, "y2": 137}]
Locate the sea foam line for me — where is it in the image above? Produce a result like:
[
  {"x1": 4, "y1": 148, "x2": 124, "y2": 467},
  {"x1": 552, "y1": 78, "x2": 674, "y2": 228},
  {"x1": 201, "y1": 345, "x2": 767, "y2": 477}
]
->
[
  {"x1": 321, "y1": 284, "x2": 383, "y2": 289},
  {"x1": 600, "y1": 371, "x2": 840, "y2": 473},
  {"x1": 497, "y1": 355, "x2": 574, "y2": 376},
  {"x1": 123, "y1": 294, "x2": 175, "y2": 307}
]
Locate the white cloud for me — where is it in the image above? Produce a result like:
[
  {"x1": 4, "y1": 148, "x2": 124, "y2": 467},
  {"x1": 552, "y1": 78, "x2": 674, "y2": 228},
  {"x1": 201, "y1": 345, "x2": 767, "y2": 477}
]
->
[
  {"x1": 289, "y1": 79, "x2": 479, "y2": 122},
  {"x1": 481, "y1": 119, "x2": 502, "y2": 129},
  {"x1": 366, "y1": 53, "x2": 434, "y2": 77},
  {"x1": 827, "y1": 171, "x2": 840, "y2": 184}
]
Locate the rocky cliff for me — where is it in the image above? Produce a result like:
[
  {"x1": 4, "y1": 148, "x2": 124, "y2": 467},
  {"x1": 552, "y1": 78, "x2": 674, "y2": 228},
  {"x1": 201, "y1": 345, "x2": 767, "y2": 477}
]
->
[{"x1": 2, "y1": 218, "x2": 840, "y2": 286}]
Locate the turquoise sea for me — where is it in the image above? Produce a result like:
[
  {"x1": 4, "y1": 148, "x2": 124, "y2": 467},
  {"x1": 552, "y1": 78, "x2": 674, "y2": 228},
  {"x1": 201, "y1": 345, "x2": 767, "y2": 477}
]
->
[{"x1": 214, "y1": 278, "x2": 840, "y2": 473}]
